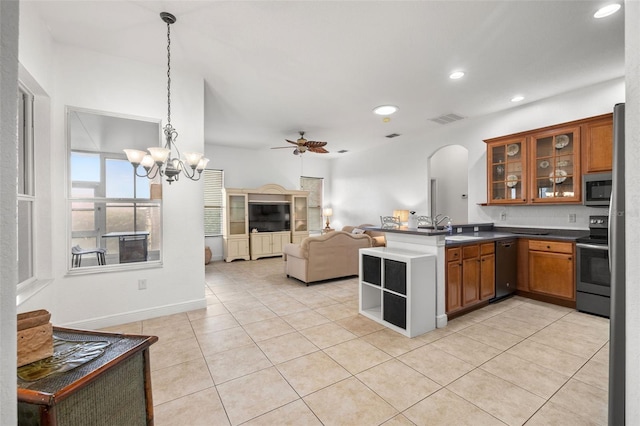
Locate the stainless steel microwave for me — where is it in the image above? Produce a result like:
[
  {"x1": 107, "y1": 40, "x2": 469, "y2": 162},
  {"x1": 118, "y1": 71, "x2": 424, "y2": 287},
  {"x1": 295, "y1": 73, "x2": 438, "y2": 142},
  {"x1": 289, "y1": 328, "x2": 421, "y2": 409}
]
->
[{"x1": 583, "y1": 172, "x2": 612, "y2": 206}]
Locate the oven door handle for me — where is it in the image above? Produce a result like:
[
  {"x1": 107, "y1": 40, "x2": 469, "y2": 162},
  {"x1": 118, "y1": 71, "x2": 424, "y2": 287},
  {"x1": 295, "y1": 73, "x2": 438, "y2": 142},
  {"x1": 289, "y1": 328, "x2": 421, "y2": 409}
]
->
[{"x1": 576, "y1": 243, "x2": 609, "y2": 251}]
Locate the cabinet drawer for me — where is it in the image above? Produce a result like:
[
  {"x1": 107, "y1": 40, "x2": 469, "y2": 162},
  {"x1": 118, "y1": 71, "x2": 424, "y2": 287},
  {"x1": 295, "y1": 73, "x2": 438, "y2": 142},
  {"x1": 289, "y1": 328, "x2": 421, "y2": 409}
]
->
[
  {"x1": 462, "y1": 244, "x2": 480, "y2": 259},
  {"x1": 446, "y1": 247, "x2": 461, "y2": 262},
  {"x1": 480, "y1": 242, "x2": 495, "y2": 255},
  {"x1": 528, "y1": 240, "x2": 573, "y2": 254}
]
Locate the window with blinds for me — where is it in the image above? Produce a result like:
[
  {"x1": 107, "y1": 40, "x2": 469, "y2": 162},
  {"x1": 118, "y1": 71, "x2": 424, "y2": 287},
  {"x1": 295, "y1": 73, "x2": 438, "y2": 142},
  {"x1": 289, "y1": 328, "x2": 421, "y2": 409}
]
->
[
  {"x1": 300, "y1": 176, "x2": 323, "y2": 232},
  {"x1": 204, "y1": 169, "x2": 224, "y2": 236}
]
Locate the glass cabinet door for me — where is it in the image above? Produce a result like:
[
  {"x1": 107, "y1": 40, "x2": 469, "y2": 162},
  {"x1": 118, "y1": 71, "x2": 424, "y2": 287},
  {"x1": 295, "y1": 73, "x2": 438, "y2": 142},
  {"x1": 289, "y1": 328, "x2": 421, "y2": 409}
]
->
[
  {"x1": 228, "y1": 194, "x2": 247, "y2": 235},
  {"x1": 530, "y1": 127, "x2": 580, "y2": 203},
  {"x1": 488, "y1": 139, "x2": 527, "y2": 204},
  {"x1": 293, "y1": 196, "x2": 308, "y2": 232}
]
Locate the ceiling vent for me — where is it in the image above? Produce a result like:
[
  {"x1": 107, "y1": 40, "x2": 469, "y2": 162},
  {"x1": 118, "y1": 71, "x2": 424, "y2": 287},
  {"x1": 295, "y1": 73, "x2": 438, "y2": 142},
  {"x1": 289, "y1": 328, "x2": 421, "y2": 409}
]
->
[
  {"x1": 385, "y1": 133, "x2": 401, "y2": 138},
  {"x1": 429, "y1": 113, "x2": 465, "y2": 125}
]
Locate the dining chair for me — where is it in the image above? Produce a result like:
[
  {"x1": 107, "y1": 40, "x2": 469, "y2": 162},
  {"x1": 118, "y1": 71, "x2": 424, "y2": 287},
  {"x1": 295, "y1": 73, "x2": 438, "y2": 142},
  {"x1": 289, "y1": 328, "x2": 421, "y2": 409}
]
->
[{"x1": 380, "y1": 216, "x2": 401, "y2": 229}]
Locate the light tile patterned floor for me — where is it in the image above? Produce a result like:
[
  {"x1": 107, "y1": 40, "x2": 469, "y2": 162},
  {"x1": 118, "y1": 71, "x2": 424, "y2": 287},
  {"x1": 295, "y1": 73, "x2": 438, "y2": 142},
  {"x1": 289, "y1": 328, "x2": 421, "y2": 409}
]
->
[{"x1": 101, "y1": 257, "x2": 610, "y2": 425}]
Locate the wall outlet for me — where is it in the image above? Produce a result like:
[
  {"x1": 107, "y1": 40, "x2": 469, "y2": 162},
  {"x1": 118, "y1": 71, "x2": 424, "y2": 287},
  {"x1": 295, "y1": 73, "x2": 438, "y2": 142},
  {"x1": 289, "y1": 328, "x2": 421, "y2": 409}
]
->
[
  {"x1": 569, "y1": 213, "x2": 576, "y2": 223},
  {"x1": 500, "y1": 212, "x2": 507, "y2": 221},
  {"x1": 138, "y1": 279, "x2": 147, "y2": 290}
]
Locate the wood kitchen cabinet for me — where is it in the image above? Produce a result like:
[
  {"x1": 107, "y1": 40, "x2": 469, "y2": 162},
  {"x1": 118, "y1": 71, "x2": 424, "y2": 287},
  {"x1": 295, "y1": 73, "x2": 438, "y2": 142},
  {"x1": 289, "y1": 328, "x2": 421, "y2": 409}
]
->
[
  {"x1": 485, "y1": 114, "x2": 611, "y2": 205},
  {"x1": 480, "y1": 243, "x2": 496, "y2": 300},
  {"x1": 529, "y1": 125, "x2": 581, "y2": 204},
  {"x1": 582, "y1": 113, "x2": 613, "y2": 174},
  {"x1": 446, "y1": 248, "x2": 463, "y2": 313},
  {"x1": 446, "y1": 242, "x2": 495, "y2": 314},
  {"x1": 528, "y1": 240, "x2": 575, "y2": 302},
  {"x1": 486, "y1": 136, "x2": 528, "y2": 204}
]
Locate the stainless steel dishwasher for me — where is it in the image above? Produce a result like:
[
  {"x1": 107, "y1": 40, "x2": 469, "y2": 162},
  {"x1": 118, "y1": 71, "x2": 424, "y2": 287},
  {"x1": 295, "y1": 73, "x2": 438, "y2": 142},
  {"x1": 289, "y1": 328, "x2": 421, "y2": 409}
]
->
[{"x1": 492, "y1": 240, "x2": 517, "y2": 302}]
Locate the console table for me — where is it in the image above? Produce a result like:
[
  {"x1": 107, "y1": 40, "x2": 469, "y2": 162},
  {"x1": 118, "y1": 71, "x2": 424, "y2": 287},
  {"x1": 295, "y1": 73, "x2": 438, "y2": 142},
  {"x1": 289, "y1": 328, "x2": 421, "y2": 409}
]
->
[{"x1": 17, "y1": 327, "x2": 157, "y2": 426}]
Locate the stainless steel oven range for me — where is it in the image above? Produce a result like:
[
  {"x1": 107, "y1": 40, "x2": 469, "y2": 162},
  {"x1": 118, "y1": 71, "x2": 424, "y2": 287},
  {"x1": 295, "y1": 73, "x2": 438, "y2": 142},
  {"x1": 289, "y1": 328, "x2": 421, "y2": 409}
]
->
[{"x1": 575, "y1": 215, "x2": 610, "y2": 318}]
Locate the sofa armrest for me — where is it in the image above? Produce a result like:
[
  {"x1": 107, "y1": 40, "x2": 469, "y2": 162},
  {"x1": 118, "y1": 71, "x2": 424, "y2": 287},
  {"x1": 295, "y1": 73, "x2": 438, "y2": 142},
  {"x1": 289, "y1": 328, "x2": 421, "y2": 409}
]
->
[
  {"x1": 283, "y1": 243, "x2": 305, "y2": 260},
  {"x1": 371, "y1": 236, "x2": 386, "y2": 247}
]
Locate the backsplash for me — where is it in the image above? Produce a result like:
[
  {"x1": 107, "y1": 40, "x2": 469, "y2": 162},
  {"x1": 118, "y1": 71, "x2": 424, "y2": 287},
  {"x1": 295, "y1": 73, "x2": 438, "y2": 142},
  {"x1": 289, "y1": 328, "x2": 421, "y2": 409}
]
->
[{"x1": 477, "y1": 204, "x2": 609, "y2": 230}]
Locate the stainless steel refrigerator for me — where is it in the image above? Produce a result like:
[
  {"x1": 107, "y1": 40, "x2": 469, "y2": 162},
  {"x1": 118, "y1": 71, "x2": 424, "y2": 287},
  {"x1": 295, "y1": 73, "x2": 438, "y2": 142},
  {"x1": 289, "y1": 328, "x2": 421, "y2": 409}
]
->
[{"x1": 609, "y1": 102, "x2": 625, "y2": 424}]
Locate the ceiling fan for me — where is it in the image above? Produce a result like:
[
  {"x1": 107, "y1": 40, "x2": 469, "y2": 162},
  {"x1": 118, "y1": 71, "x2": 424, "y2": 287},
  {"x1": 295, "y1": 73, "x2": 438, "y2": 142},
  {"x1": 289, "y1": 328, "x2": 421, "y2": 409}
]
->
[{"x1": 271, "y1": 131, "x2": 329, "y2": 155}]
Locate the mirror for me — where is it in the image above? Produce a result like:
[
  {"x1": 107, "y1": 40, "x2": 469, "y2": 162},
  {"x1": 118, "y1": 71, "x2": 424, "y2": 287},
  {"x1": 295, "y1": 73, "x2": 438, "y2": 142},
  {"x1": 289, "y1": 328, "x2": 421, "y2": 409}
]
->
[
  {"x1": 68, "y1": 108, "x2": 163, "y2": 269},
  {"x1": 429, "y1": 145, "x2": 469, "y2": 224}
]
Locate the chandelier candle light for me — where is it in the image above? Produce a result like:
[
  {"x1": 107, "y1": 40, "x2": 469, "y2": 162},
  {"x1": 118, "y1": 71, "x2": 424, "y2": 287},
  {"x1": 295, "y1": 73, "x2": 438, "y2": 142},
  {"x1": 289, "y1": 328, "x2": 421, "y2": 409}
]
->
[{"x1": 124, "y1": 12, "x2": 209, "y2": 184}]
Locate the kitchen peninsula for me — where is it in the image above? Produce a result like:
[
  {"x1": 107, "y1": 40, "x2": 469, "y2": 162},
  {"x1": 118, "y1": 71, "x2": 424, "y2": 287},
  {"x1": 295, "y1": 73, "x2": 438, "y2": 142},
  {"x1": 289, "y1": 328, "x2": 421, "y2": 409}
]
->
[{"x1": 361, "y1": 223, "x2": 590, "y2": 337}]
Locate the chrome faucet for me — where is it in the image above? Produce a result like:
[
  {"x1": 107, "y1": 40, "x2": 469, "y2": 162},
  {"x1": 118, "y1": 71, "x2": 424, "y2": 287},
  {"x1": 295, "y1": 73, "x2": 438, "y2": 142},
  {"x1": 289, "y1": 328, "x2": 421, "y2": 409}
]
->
[{"x1": 434, "y1": 214, "x2": 451, "y2": 226}]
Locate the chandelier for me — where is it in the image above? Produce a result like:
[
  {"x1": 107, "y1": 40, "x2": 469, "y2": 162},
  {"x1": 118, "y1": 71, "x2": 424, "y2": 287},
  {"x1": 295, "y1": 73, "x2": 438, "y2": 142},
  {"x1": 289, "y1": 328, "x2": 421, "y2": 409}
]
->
[{"x1": 124, "y1": 12, "x2": 209, "y2": 184}]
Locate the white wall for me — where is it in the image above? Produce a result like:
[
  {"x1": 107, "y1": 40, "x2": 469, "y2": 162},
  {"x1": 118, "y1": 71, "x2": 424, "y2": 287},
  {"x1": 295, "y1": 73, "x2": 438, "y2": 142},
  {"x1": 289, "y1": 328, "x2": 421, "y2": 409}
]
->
[
  {"x1": 331, "y1": 78, "x2": 625, "y2": 231},
  {"x1": 17, "y1": 6, "x2": 206, "y2": 329},
  {"x1": 0, "y1": 1, "x2": 19, "y2": 422}
]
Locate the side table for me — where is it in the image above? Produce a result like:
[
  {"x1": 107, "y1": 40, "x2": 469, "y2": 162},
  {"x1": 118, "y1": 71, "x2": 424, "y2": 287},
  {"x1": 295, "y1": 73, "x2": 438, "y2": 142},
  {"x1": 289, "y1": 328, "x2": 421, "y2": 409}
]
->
[{"x1": 18, "y1": 327, "x2": 158, "y2": 425}]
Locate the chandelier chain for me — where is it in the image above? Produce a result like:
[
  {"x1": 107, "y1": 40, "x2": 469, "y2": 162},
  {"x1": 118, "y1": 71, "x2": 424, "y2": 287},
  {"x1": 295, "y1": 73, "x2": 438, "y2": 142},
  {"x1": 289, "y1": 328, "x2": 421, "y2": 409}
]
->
[{"x1": 166, "y1": 19, "x2": 171, "y2": 125}]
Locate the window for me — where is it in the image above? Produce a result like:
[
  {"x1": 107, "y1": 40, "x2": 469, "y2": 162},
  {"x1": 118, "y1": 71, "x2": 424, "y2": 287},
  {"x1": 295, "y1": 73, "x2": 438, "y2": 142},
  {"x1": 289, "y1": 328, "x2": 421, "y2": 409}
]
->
[
  {"x1": 68, "y1": 109, "x2": 162, "y2": 269},
  {"x1": 17, "y1": 85, "x2": 34, "y2": 284},
  {"x1": 204, "y1": 169, "x2": 224, "y2": 236},
  {"x1": 300, "y1": 176, "x2": 323, "y2": 232}
]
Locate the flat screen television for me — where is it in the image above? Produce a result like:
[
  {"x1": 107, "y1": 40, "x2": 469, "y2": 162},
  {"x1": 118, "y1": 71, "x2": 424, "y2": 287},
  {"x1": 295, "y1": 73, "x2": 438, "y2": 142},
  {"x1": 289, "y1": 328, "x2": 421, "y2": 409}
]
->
[{"x1": 248, "y1": 203, "x2": 291, "y2": 232}]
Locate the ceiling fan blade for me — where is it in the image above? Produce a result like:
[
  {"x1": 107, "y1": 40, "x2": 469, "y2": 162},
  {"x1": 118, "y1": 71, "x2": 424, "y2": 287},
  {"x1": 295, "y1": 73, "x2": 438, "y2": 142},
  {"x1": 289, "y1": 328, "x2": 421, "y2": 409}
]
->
[
  {"x1": 305, "y1": 141, "x2": 328, "y2": 148},
  {"x1": 285, "y1": 139, "x2": 300, "y2": 146},
  {"x1": 308, "y1": 146, "x2": 329, "y2": 154},
  {"x1": 271, "y1": 146, "x2": 294, "y2": 149}
]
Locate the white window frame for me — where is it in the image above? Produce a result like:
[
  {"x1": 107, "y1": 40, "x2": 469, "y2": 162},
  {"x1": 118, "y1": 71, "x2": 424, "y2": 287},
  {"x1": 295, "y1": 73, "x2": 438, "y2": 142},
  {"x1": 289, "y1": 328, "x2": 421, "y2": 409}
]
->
[
  {"x1": 17, "y1": 84, "x2": 35, "y2": 287},
  {"x1": 67, "y1": 107, "x2": 163, "y2": 273}
]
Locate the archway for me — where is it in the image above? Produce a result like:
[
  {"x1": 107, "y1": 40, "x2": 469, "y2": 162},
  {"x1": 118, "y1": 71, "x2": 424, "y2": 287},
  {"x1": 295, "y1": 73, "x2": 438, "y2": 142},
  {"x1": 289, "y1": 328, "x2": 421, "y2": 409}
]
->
[{"x1": 428, "y1": 145, "x2": 469, "y2": 224}]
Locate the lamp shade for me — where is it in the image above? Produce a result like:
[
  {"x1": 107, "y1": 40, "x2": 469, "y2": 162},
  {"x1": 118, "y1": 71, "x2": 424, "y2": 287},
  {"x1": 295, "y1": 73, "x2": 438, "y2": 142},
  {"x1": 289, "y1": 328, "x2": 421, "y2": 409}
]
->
[
  {"x1": 393, "y1": 209, "x2": 410, "y2": 223},
  {"x1": 323, "y1": 208, "x2": 333, "y2": 217},
  {"x1": 123, "y1": 149, "x2": 147, "y2": 165}
]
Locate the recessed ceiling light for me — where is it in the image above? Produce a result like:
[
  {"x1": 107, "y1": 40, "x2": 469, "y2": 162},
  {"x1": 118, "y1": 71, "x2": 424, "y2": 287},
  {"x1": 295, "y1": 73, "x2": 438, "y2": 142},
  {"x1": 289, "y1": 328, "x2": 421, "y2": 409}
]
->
[
  {"x1": 449, "y1": 71, "x2": 465, "y2": 80},
  {"x1": 594, "y1": 3, "x2": 621, "y2": 18},
  {"x1": 511, "y1": 95, "x2": 525, "y2": 102},
  {"x1": 373, "y1": 105, "x2": 398, "y2": 115}
]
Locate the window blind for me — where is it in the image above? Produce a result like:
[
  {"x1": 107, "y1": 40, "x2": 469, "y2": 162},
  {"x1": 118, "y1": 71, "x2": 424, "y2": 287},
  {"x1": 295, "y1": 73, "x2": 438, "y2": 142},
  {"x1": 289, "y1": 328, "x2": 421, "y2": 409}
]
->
[{"x1": 204, "y1": 169, "x2": 224, "y2": 236}]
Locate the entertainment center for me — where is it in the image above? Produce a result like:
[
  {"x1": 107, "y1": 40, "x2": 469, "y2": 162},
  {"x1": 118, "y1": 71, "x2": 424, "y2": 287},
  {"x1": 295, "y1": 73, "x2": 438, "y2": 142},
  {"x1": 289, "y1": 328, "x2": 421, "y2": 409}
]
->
[{"x1": 222, "y1": 184, "x2": 309, "y2": 262}]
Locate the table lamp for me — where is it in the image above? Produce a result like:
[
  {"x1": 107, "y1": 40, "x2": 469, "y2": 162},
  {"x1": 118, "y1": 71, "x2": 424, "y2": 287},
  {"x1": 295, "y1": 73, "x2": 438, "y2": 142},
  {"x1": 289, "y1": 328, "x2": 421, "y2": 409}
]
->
[{"x1": 323, "y1": 208, "x2": 333, "y2": 231}]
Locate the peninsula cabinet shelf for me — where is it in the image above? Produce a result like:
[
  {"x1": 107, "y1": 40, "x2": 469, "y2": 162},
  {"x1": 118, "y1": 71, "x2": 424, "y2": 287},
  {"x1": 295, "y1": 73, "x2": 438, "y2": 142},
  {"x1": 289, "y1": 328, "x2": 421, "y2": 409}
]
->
[
  {"x1": 484, "y1": 113, "x2": 612, "y2": 205},
  {"x1": 359, "y1": 247, "x2": 436, "y2": 338}
]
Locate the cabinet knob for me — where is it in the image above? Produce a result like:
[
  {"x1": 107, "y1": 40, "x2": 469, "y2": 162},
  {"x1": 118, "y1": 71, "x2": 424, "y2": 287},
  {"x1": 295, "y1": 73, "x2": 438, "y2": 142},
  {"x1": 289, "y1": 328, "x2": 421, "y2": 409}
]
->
[{"x1": 568, "y1": 257, "x2": 572, "y2": 261}]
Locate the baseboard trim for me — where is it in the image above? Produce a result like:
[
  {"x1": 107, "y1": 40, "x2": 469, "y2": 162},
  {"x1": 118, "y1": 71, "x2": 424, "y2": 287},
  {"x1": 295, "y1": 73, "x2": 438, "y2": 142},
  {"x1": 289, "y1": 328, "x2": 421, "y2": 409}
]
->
[{"x1": 59, "y1": 298, "x2": 207, "y2": 330}]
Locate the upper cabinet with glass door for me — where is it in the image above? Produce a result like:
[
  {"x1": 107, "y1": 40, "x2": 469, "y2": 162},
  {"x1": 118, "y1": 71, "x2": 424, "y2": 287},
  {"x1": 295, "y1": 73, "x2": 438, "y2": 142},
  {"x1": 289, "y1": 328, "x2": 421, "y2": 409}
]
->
[
  {"x1": 529, "y1": 126, "x2": 581, "y2": 204},
  {"x1": 484, "y1": 116, "x2": 605, "y2": 206},
  {"x1": 486, "y1": 136, "x2": 528, "y2": 204}
]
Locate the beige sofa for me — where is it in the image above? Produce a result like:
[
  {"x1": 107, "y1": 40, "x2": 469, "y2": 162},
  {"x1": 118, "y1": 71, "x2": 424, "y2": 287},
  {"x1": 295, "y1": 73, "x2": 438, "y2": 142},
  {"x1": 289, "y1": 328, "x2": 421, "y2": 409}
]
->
[
  {"x1": 341, "y1": 224, "x2": 386, "y2": 247},
  {"x1": 283, "y1": 231, "x2": 373, "y2": 284}
]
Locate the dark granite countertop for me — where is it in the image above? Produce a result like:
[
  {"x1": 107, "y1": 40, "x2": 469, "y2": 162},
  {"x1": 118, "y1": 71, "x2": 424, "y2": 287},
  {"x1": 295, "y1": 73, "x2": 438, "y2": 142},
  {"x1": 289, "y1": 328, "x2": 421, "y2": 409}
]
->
[{"x1": 365, "y1": 224, "x2": 590, "y2": 246}]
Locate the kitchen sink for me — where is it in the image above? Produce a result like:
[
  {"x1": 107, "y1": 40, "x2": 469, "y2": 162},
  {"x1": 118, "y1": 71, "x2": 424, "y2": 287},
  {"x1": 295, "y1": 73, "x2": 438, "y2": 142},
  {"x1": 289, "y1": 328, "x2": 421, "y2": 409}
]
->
[{"x1": 445, "y1": 235, "x2": 485, "y2": 241}]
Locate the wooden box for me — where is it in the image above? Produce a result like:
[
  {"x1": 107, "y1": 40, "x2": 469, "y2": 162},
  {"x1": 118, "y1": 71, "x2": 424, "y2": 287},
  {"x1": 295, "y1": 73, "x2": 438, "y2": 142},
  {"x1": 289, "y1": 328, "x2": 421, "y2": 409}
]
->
[{"x1": 17, "y1": 310, "x2": 53, "y2": 367}]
